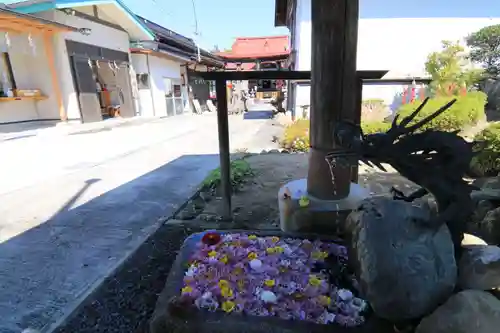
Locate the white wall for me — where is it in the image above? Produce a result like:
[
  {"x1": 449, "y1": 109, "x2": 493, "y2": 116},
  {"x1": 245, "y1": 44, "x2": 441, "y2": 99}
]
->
[
  {"x1": 131, "y1": 53, "x2": 188, "y2": 117},
  {"x1": 291, "y1": 0, "x2": 500, "y2": 110},
  {"x1": 35, "y1": 10, "x2": 131, "y2": 121},
  {"x1": 0, "y1": 33, "x2": 59, "y2": 123}
]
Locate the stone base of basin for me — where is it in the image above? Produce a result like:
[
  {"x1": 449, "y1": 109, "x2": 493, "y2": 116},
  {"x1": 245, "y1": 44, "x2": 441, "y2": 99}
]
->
[
  {"x1": 278, "y1": 178, "x2": 369, "y2": 234},
  {"x1": 150, "y1": 230, "x2": 393, "y2": 333}
]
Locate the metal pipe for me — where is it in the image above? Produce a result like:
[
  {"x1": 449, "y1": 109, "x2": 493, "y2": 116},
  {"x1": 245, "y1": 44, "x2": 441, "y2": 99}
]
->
[
  {"x1": 215, "y1": 78, "x2": 232, "y2": 220},
  {"x1": 145, "y1": 53, "x2": 156, "y2": 116}
]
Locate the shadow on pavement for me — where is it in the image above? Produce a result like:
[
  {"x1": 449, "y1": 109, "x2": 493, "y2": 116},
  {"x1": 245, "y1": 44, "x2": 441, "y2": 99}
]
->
[{"x1": 0, "y1": 154, "x2": 220, "y2": 333}]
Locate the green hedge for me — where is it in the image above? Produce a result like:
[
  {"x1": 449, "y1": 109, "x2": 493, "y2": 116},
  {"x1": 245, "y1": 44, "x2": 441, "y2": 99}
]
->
[
  {"x1": 472, "y1": 122, "x2": 500, "y2": 176},
  {"x1": 395, "y1": 92, "x2": 487, "y2": 132},
  {"x1": 280, "y1": 119, "x2": 392, "y2": 152}
]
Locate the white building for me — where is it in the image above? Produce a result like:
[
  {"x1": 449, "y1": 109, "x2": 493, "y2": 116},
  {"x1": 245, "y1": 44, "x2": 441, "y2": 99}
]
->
[
  {"x1": 4, "y1": 0, "x2": 222, "y2": 125},
  {"x1": 275, "y1": 0, "x2": 500, "y2": 116}
]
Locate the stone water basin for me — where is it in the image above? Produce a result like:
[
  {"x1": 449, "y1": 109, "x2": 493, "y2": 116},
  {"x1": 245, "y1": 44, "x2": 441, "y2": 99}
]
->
[{"x1": 150, "y1": 230, "x2": 393, "y2": 333}]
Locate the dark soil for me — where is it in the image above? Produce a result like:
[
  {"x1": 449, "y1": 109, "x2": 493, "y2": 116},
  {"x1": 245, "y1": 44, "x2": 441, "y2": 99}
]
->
[{"x1": 51, "y1": 222, "x2": 212, "y2": 333}]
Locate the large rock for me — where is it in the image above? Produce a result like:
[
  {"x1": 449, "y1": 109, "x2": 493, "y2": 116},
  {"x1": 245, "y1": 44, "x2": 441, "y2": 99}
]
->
[
  {"x1": 345, "y1": 197, "x2": 457, "y2": 321},
  {"x1": 416, "y1": 290, "x2": 500, "y2": 333},
  {"x1": 473, "y1": 207, "x2": 500, "y2": 245},
  {"x1": 458, "y1": 245, "x2": 500, "y2": 290}
]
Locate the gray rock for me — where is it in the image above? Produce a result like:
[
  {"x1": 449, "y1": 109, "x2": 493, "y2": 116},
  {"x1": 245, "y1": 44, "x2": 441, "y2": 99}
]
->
[
  {"x1": 472, "y1": 177, "x2": 500, "y2": 190},
  {"x1": 416, "y1": 290, "x2": 500, "y2": 333},
  {"x1": 345, "y1": 197, "x2": 457, "y2": 321},
  {"x1": 472, "y1": 200, "x2": 496, "y2": 223},
  {"x1": 268, "y1": 149, "x2": 280, "y2": 154},
  {"x1": 474, "y1": 207, "x2": 500, "y2": 245},
  {"x1": 458, "y1": 245, "x2": 500, "y2": 290}
]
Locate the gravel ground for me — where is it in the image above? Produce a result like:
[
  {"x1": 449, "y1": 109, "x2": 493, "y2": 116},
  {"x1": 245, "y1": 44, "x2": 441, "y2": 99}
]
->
[{"x1": 50, "y1": 222, "x2": 209, "y2": 333}]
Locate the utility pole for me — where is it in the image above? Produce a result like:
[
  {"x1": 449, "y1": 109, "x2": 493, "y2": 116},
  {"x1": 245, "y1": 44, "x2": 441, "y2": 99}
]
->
[{"x1": 191, "y1": 0, "x2": 201, "y2": 62}]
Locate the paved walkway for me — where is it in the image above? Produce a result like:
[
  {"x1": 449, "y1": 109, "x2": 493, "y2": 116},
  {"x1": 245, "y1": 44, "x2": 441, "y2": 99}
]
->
[{"x1": 0, "y1": 112, "x2": 278, "y2": 333}]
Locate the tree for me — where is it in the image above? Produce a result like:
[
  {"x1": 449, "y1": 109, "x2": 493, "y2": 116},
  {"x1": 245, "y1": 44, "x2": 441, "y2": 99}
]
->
[
  {"x1": 425, "y1": 40, "x2": 483, "y2": 96},
  {"x1": 466, "y1": 24, "x2": 500, "y2": 77},
  {"x1": 211, "y1": 45, "x2": 220, "y2": 52}
]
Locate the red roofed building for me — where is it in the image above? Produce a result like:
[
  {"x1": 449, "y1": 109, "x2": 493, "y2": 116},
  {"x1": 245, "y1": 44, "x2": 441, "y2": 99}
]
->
[{"x1": 217, "y1": 35, "x2": 291, "y2": 100}]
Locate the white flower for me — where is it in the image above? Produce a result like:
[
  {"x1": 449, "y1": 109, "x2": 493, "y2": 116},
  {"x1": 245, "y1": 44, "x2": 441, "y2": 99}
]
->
[
  {"x1": 337, "y1": 289, "x2": 354, "y2": 301},
  {"x1": 260, "y1": 290, "x2": 278, "y2": 303},
  {"x1": 185, "y1": 266, "x2": 198, "y2": 277}
]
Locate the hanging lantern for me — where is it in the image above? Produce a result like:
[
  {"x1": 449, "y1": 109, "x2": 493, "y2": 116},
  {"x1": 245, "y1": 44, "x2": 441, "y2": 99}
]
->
[
  {"x1": 410, "y1": 80, "x2": 416, "y2": 103},
  {"x1": 28, "y1": 33, "x2": 36, "y2": 56},
  {"x1": 401, "y1": 87, "x2": 408, "y2": 105},
  {"x1": 4, "y1": 32, "x2": 10, "y2": 49}
]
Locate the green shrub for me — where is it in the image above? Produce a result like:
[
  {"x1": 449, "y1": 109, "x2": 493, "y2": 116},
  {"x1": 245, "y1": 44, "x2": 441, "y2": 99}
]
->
[
  {"x1": 395, "y1": 92, "x2": 487, "y2": 132},
  {"x1": 280, "y1": 119, "x2": 310, "y2": 152},
  {"x1": 202, "y1": 159, "x2": 253, "y2": 190},
  {"x1": 280, "y1": 119, "x2": 392, "y2": 152},
  {"x1": 472, "y1": 122, "x2": 500, "y2": 176},
  {"x1": 361, "y1": 121, "x2": 391, "y2": 134}
]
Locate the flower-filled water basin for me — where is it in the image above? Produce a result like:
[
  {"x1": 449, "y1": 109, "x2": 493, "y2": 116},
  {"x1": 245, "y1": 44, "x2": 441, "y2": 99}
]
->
[{"x1": 178, "y1": 232, "x2": 368, "y2": 327}]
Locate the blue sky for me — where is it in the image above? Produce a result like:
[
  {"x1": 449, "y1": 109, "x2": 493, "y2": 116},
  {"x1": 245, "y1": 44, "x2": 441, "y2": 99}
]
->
[{"x1": 123, "y1": 0, "x2": 499, "y2": 50}]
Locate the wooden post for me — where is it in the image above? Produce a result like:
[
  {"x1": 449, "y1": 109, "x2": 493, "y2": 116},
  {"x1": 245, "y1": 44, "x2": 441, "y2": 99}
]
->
[
  {"x1": 215, "y1": 78, "x2": 232, "y2": 220},
  {"x1": 43, "y1": 32, "x2": 67, "y2": 122},
  {"x1": 307, "y1": 0, "x2": 359, "y2": 200}
]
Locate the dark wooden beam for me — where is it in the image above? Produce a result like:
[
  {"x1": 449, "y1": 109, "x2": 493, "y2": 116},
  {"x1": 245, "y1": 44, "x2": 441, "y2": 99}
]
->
[
  {"x1": 215, "y1": 79, "x2": 232, "y2": 220},
  {"x1": 189, "y1": 70, "x2": 386, "y2": 81},
  {"x1": 307, "y1": 0, "x2": 360, "y2": 200}
]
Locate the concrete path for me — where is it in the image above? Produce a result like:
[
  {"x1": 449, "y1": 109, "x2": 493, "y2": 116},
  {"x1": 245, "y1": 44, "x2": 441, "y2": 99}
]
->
[{"x1": 0, "y1": 112, "x2": 278, "y2": 333}]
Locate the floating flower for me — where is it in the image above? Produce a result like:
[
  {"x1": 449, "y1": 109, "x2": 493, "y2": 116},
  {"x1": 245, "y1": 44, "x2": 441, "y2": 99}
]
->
[
  {"x1": 271, "y1": 236, "x2": 280, "y2": 243},
  {"x1": 233, "y1": 267, "x2": 243, "y2": 276},
  {"x1": 248, "y1": 235, "x2": 257, "y2": 240},
  {"x1": 247, "y1": 252, "x2": 258, "y2": 260},
  {"x1": 260, "y1": 290, "x2": 277, "y2": 303},
  {"x1": 181, "y1": 285, "x2": 193, "y2": 294},
  {"x1": 202, "y1": 232, "x2": 221, "y2": 246},
  {"x1": 207, "y1": 250, "x2": 217, "y2": 258},
  {"x1": 219, "y1": 255, "x2": 229, "y2": 264},
  {"x1": 299, "y1": 195, "x2": 310, "y2": 207},
  {"x1": 309, "y1": 275, "x2": 322, "y2": 287},
  {"x1": 266, "y1": 247, "x2": 277, "y2": 254},
  {"x1": 312, "y1": 251, "x2": 329, "y2": 260},
  {"x1": 218, "y1": 280, "x2": 230, "y2": 290},
  {"x1": 221, "y1": 300, "x2": 236, "y2": 313},
  {"x1": 317, "y1": 295, "x2": 331, "y2": 307},
  {"x1": 264, "y1": 279, "x2": 275, "y2": 287},
  {"x1": 249, "y1": 259, "x2": 263, "y2": 271},
  {"x1": 274, "y1": 246, "x2": 284, "y2": 254},
  {"x1": 220, "y1": 287, "x2": 234, "y2": 298}
]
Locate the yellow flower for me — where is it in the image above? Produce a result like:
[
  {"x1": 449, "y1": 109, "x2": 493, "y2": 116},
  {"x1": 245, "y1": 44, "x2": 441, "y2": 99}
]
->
[
  {"x1": 271, "y1": 236, "x2": 280, "y2": 243},
  {"x1": 318, "y1": 295, "x2": 331, "y2": 306},
  {"x1": 220, "y1": 255, "x2": 229, "y2": 264},
  {"x1": 299, "y1": 195, "x2": 310, "y2": 207},
  {"x1": 248, "y1": 252, "x2": 258, "y2": 260},
  {"x1": 220, "y1": 287, "x2": 234, "y2": 298},
  {"x1": 266, "y1": 247, "x2": 276, "y2": 254},
  {"x1": 222, "y1": 300, "x2": 236, "y2": 313},
  {"x1": 181, "y1": 285, "x2": 193, "y2": 294},
  {"x1": 274, "y1": 246, "x2": 284, "y2": 253},
  {"x1": 233, "y1": 267, "x2": 243, "y2": 276},
  {"x1": 208, "y1": 250, "x2": 217, "y2": 257},
  {"x1": 293, "y1": 292, "x2": 304, "y2": 300},
  {"x1": 218, "y1": 280, "x2": 230, "y2": 290},
  {"x1": 237, "y1": 279, "x2": 245, "y2": 290},
  {"x1": 264, "y1": 279, "x2": 275, "y2": 287},
  {"x1": 309, "y1": 275, "x2": 322, "y2": 287},
  {"x1": 312, "y1": 251, "x2": 329, "y2": 260},
  {"x1": 248, "y1": 235, "x2": 257, "y2": 240}
]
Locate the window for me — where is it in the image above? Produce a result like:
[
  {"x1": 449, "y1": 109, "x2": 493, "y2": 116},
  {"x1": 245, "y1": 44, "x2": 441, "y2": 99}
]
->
[{"x1": 136, "y1": 73, "x2": 149, "y2": 90}]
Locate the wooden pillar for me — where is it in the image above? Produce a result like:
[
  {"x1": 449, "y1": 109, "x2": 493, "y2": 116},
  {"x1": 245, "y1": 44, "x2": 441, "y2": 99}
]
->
[
  {"x1": 307, "y1": 0, "x2": 359, "y2": 200},
  {"x1": 43, "y1": 32, "x2": 66, "y2": 122}
]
